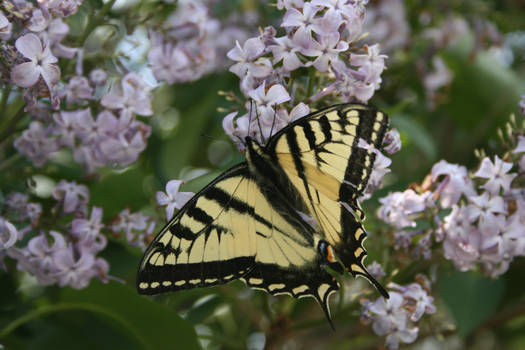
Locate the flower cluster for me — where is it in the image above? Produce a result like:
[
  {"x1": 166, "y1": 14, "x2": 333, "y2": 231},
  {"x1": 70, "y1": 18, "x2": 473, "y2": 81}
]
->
[
  {"x1": 15, "y1": 73, "x2": 153, "y2": 171},
  {"x1": 361, "y1": 276, "x2": 436, "y2": 350},
  {"x1": 109, "y1": 208, "x2": 156, "y2": 251},
  {"x1": 2, "y1": 181, "x2": 109, "y2": 289},
  {"x1": 148, "y1": 0, "x2": 252, "y2": 84},
  {"x1": 1, "y1": 1, "x2": 155, "y2": 171},
  {"x1": 360, "y1": 128, "x2": 401, "y2": 200},
  {"x1": 378, "y1": 114, "x2": 525, "y2": 277},
  {"x1": 223, "y1": 0, "x2": 388, "y2": 149},
  {"x1": 364, "y1": 0, "x2": 409, "y2": 53}
]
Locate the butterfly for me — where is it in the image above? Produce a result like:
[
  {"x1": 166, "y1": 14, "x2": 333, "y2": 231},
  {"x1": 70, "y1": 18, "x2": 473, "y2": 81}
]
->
[{"x1": 137, "y1": 103, "x2": 389, "y2": 328}]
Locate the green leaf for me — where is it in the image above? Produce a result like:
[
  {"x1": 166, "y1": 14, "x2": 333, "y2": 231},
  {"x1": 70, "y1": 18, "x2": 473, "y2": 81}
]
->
[
  {"x1": 60, "y1": 281, "x2": 201, "y2": 350},
  {"x1": 391, "y1": 114, "x2": 437, "y2": 160},
  {"x1": 438, "y1": 267, "x2": 505, "y2": 336}
]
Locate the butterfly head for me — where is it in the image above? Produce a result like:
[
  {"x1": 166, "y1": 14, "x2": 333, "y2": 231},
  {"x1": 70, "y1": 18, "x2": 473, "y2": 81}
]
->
[{"x1": 244, "y1": 136, "x2": 265, "y2": 161}]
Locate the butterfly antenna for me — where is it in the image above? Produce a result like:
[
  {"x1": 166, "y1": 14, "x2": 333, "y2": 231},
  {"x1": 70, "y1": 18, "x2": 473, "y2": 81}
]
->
[
  {"x1": 255, "y1": 104, "x2": 266, "y2": 144},
  {"x1": 247, "y1": 98, "x2": 254, "y2": 134},
  {"x1": 268, "y1": 103, "x2": 278, "y2": 140}
]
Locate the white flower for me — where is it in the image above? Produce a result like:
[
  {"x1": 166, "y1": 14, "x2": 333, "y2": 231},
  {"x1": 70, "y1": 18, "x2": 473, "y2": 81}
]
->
[
  {"x1": 378, "y1": 190, "x2": 430, "y2": 229},
  {"x1": 513, "y1": 136, "x2": 525, "y2": 154},
  {"x1": 227, "y1": 38, "x2": 271, "y2": 79},
  {"x1": 248, "y1": 82, "x2": 291, "y2": 119},
  {"x1": 474, "y1": 156, "x2": 516, "y2": 195},
  {"x1": 11, "y1": 33, "x2": 60, "y2": 89},
  {"x1": 432, "y1": 160, "x2": 475, "y2": 208},
  {"x1": 156, "y1": 180, "x2": 194, "y2": 220},
  {"x1": 383, "y1": 129, "x2": 401, "y2": 154},
  {"x1": 0, "y1": 218, "x2": 18, "y2": 250}
]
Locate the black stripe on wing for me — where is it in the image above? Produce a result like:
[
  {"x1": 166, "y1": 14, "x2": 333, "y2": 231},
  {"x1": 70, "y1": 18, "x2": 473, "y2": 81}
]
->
[{"x1": 137, "y1": 163, "x2": 256, "y2": 294}]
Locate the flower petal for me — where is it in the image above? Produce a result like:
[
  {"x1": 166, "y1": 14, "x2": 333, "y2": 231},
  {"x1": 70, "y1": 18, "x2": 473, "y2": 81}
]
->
[{"x1": 11, "y1": 62, "x2": 40, "y2": 87}]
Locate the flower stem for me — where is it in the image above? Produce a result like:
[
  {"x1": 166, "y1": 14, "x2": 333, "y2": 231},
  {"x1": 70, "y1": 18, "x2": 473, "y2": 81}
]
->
[
  {"x1": 0, "y1": 302, "x2": 148, "y2": 348},
  {"x1": 0, "y1": 84, "x2": 12, "y2": 119},
  {"x1": 306, "y1": 67, "x2": 316, "y2": 99},
  {"x1": 0, "y1": 105, "x2": 26, "y2": 141},
  {"x1": 79, "y1": 0, "x2": 118, "y2": 46}
]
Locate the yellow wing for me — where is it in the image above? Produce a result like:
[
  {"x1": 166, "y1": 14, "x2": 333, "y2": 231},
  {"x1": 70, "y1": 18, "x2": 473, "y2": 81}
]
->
[
  {"x1": 137, "y1": 163, "x2": 339, "y2": 320},
  {"x1": 266, "y1": 104, "x2": 389, "y2": 296}
]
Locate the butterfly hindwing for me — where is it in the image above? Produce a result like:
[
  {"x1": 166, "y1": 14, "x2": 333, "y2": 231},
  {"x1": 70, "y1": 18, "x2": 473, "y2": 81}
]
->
[{"x1": 266, "y1": 104, "x2": 389, "y2": 297}]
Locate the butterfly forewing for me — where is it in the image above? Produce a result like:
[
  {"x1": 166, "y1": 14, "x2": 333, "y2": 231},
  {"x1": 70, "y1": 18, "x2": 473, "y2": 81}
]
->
[{"x1": 137, "y1": 163, "x2": 340, "y2": 315}]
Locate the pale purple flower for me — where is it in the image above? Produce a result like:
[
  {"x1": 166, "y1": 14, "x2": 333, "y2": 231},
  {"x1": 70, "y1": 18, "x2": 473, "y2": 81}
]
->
[
  {"x1": 27, "y1": 9, "x2": 50, "y2": 32},
  {"x1": 423, "y1": 16, "x2": 469, "y2": 47},
  {"x1": 368, "y1": 292, "x2": 406, "y2": 331},
  {"x1": 248, "y1": 82, "x2": 291, "y2": 119},
  {"x1": 53, "y1": 245, "x2": 96, "y2": 289},
  {"x1": 269, "y1": 36, "x2": 303, "y2": 71},
  {"x1": 101, "y1": 73, "x2": 153, "y2": 119},
  {"x1": 98, "y1": 125, "x2": 151, "y2": 166},
  {"x1": 519, "y1": 94, "x2": 525, "y2": 116},
  {"x1": 362, "y1": 151, "x2": 391, "y2": 199},
  {"x1": 367, "y1": 261, "x2": 386, "y2": 279},
  {"x1": 309, "y1": 7, "x2": 344, "y2": 36},
  {"x1": 89, "y1": 69, "x2": 108, "y2": 86},
  {"x1": 275, "y1": 102, "x2": 310, "y2": 125},
  {"x1": 349, "y1": 44, "x2": 387, "y2": 78},
  {"x1": 53, "y1": 180, "x2": 89, "y2": 214},
  {"x1": 364, "y1": 0, "x2": 409, "y2": 52},
  {"x1": 432, "y1": 160, "x2": 475, "y2": 208},
  {"x1": 368, "y1": 292, "x2": 419, "y2": 350},
  {"x1": 348, "y1": 44, "x2": 387, "y2": 101},
  {"x1": 223, "y1": 112, "x2": 252, "y2": 149},
  {"x1": 149, "y1": 43, "x2": 193, "y2": 84},
  {"x1": 467, "y1": 192, "x2": 506, "y2": 234},
  {"x1": 64, "y1": 76, "x2": 92, "y2": 105},
  {"x1": 474, "y1": 156, "x2": 516, "y2": 195},
  {"x1": 110, "y1": 208, "x2": 150, "y2": 236},
  {"x1": 502, "y1": 202, "x2": 525, "y2": 257},
  {"x1": 26, "y1": 202, "x2": 43, "y2": 227},
  {"x1": 74, "y1": 109, "x2": 118, "y2": 145},
  {"x1": 0, "y1": 218, "x2": 18, "y2": 250},
  {"x1": 378, "y1": 190, "x2": 430, "y2": 229},
  {"x1": 53, "y1": 109, "x2": 84, "y2": 147},
  {"x1": 390, "y1": 282, "x2": 437, "y2": 322},
  {"x1": 281, "y1": 3, "x2": 321, "y2": 32},
  {"x1": 44, "y1": 0, "x2": 83, "y2": 17},
  {"x1": 6, "y1": 193, "x2": 29, "y2": 213},
  {"x1": 70, "y1": 207, "x2": 104, "y2": 246},
  {"x1": 11, "y1": 33, "x2": 60, "y2": 89},
  {"x1": 442, "y1": 205, "x2": 481, "y2": 271},
  {"x1": 298, "y1": 31, "x2": 348, "y2": 72},
  {"x1": 14, "y1": 121, "x2": 59, "y2": 167},
  {"x1": 276, "y1": 0, "x2": 304, "y2": 10},
  {"x1": 0, "y1": 10, "x2": 12, "y2": 40},
  {"x1": 383, "y1": 129, "x2": 401, "y2": 154},
  {"x1": 227, "y1": 38, "x2": 271, "y2": 79},
  {"x1": 513, "y1": 136, "x2": 525, "y2": 154},
  {"x1": 27, "y1": 231, "x2": 66, "y2": 273},
  {"x1": 156, "y1": 180, "x2": 194, "y2": 220},
  {"x1": 423, "y1": 56, "x2": 453, "y2": 107},
  {"x1": 384, "y1": 326, "x2": 418, "y2": 350}
]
